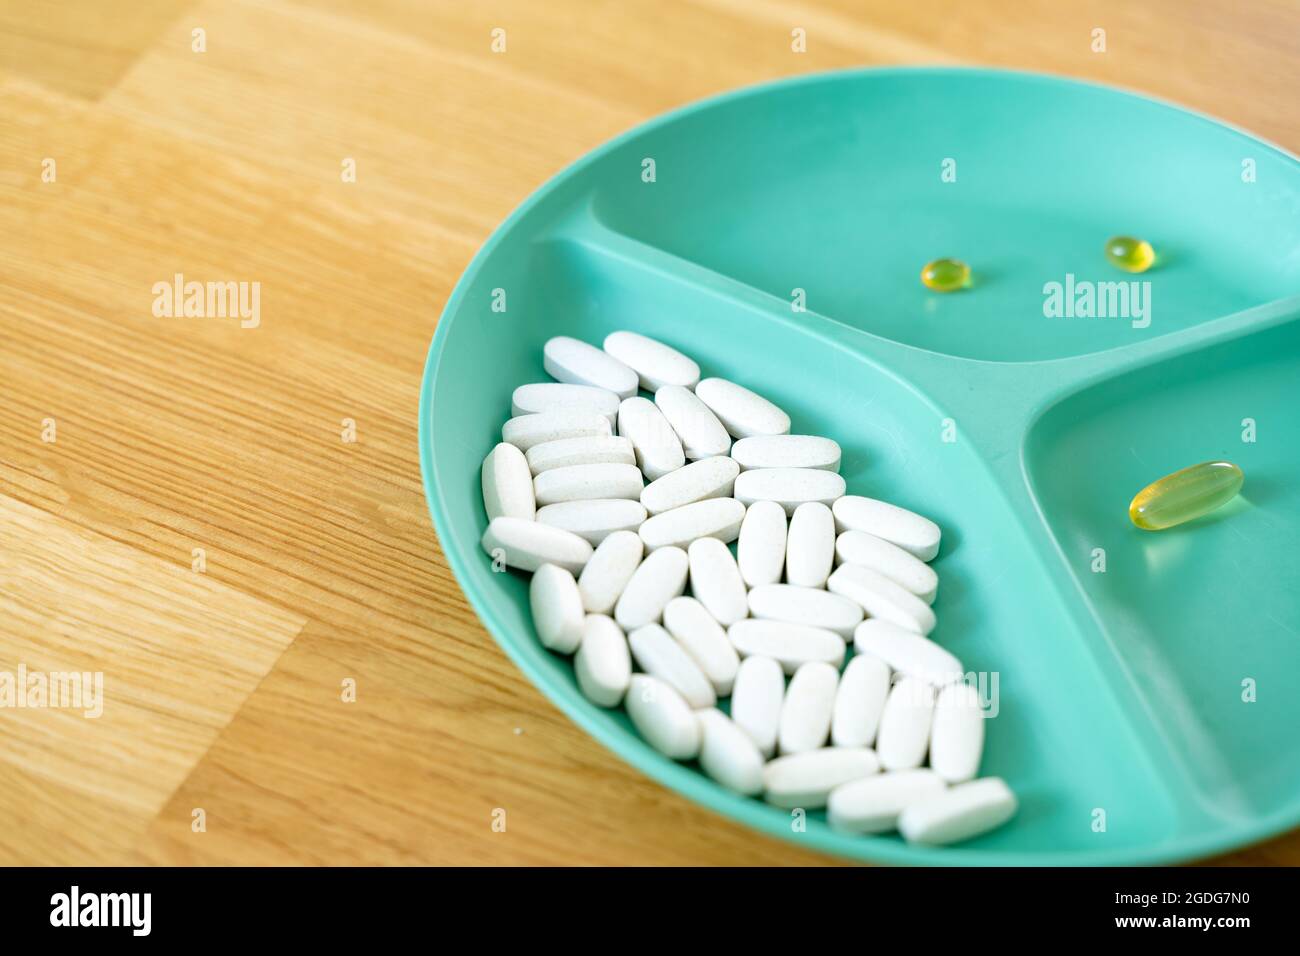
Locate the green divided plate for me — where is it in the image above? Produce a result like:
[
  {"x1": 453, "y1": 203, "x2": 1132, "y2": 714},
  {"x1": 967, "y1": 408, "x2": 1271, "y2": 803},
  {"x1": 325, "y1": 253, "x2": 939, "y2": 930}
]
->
[{"x1": 418, "y1": 67, "x2": 1300, "y2": 865}]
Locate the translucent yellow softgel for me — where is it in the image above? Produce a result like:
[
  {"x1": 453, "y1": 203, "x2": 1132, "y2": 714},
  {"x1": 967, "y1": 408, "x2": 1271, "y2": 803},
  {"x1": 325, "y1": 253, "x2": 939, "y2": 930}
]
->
[
  {"x1": 1104, "y1": 236, "x2": 1155, "y2": 273},
  {"x1": 920, "y1": 258, "x2": 970, "y2": 292},
  {"x1": 1129, "y1": 461, "x2": 1244, "y2": 531}
]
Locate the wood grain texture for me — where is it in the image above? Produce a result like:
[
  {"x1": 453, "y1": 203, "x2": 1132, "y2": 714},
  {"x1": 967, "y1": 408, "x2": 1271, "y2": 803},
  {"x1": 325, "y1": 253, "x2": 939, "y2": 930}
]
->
[{"x1": 1, "y1": 0, "x2": 1296, "y2": 866}]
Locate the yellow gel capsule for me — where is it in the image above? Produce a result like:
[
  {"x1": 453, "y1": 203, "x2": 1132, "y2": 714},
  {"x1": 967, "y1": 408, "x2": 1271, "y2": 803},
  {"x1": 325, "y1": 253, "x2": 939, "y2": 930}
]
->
[
  {"x1": 920, "y1": 258, "x2": 971, "y2": 292},
  {"x1": 1129, "y1": 460, "x2": 1244, "y2": 531},
  {"x1": 1104, "y1": 236, "x2": 1155, "y2": 273}
]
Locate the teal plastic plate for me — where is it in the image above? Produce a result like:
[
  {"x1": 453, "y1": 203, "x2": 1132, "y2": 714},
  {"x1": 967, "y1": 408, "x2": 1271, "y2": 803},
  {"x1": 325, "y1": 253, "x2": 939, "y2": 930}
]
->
[{"x1": 419, "y1": 68, "x2": 1300, "y2": 865}]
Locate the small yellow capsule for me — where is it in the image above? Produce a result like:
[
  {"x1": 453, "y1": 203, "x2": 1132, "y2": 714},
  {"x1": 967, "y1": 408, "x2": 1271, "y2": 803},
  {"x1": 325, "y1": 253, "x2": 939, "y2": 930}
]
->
[
  {"x1": 1129, "y1": 461, "x2": 1244, "y2": 531},
  {"x1": 920, "y1": 258, "x2": 971, "y2": 293},
  {"x1": 1104, "y1": 236, "x2": 1156, "y2": 273}
]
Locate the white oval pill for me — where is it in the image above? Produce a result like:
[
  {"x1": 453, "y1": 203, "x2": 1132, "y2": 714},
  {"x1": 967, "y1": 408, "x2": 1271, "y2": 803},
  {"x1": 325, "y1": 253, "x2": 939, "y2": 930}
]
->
[
  {"x1": 543, "y1": 335, "x2": 638, "y2": 399},
  {"x1": 729, "y1": 655, "x2": 784, "y2": 757},
  {"x1": 826, "y1": 564, "x2": 936, "y2": 635},
  {"x1": 502, "y1": 409, "x2": 611, "y2": 452},
  {"x1": 574, "y1": 614, "x2": 631, "y2": 707},
  {"x1": 836, "y1": 530, "x2": 938, "y2": 604},
  {"x1": 696, "y1": 708, "x2": 764, "y2": 795},
  {"x1": 640, "y1": 456, "x2": 739, "y2": 515},
  {"x1": 617, "y1": 397, "x2": 685, "y2": 481},
  {"x1": 480, "y1": 516, "x2": 593, "y2": 574},
  {"x1": 731, "y1": 435, "x2": 841, "y2": 472},
  {"x1": 728, "y1": 619, "x2": 846, "y2": 674},
  {"x1": 614, "y1": 546, "x2": 688, "y2": 631},
  {"x1": 655, "y1": 385, "x2": 731, "y2": 459},
  {"x1": 737, "y1": 499, "x2": 786, "y2": 587},
  {"x1": 481, "y1": 442, "x2": 535, "y2": 521},
  {"x1": 853, "y1": 619, "x2": 964, "y2": 687},
  {"x1": 662, "y1": 597, "x2": 739, "y2": 695},
  {"x1": 511, "y1": 382, "x2": 620, "y2": 427},
  {"x1": 785, "y1": 501, "x2": 835, "y2": 588},
  {"x1": 535, "y1": 498, "x2": 647, "y2": 545},
  {"x1": 629, "y1": 623, "x2": 715, "y2": 709},
  {"x1": 577, "y1": 530, "x2": 643, "y2": 614},
  {"x1": 747, "y1": 584, "x2": 863, "y2": 638},
  {"x1": 930, "y1": 683, "x2": 985, "y2": 783},
  {"x1": 827, "y1": 769, "x2": 947, "y2": 834},
  {"x1": 733, "y1": 467, "x2": 846, "y2": 515},
  {"x1": 529, "y1": 563, "x2": 585, "y2": 654},
  {"x1": 875, "y1": 676, "x2": 935, "y2": 770},
  {"x1": 638, "y1": 497, "x2": 745, "y2": 551},
  {"x1": 694, "y1": 377, "x2": 791, "y2": 439},
  {"x1": 686, "y1": 537, "x2": 748, "y2": 626},
  {"x1": 526, "y1": 435, "x2": 635, "y2": 475},
  {"x1": 832, "y1": 496, "x2": 942, "y2": 562},
  {"x1": 533, "y1": 462, "x2": 644, "y2": 506},
  {"x1": 897, "y1": 778, "x2": 1017, "y2": 846},
  {"x1": 625, "y1": 674, "x2": 700, "y2": 760},
  {"x1": 763, "y1": 747, "x2": 879, "y2": 808},
  {"x1": 602, "y1": 331, "x2": 701, "y2": 392},
  {"x1": 831, "y1": 652, "x2": 892, "y2": 747},
  {"x1": 778, "y1": 661, "x2": 839, "y2": 754}
]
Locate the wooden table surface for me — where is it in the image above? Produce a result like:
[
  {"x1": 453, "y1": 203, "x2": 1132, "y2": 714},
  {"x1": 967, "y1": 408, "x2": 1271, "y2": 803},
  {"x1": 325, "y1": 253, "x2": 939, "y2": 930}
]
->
[{"x1": 2, "y1": 0, "x2": 1298, "y2": 866}]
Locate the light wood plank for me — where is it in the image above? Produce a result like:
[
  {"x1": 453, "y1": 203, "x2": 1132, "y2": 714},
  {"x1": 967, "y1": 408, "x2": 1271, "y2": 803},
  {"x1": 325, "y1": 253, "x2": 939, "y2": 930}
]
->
[{"x1": 0, "y1": 496, "x2": 304, "y2": 864}]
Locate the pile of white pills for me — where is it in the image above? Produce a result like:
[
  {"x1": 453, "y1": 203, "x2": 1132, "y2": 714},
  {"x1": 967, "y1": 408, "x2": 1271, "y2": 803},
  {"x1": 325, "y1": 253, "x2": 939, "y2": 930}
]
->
[{"x1": 479, "y1": 331, "x2": 1017, "y2": 847}]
